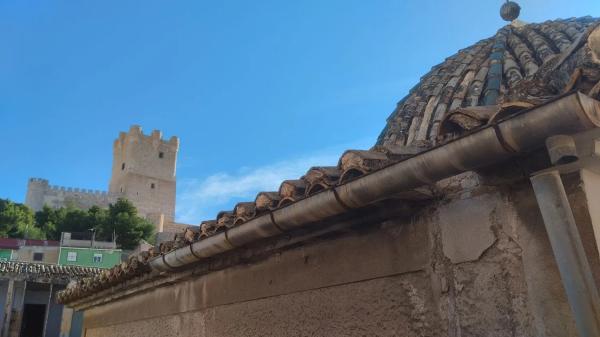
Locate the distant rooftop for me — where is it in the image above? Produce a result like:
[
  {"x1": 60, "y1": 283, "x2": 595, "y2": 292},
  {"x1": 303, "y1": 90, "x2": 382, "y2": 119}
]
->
[
  {"x1": 0, "y1": 260, "x2": 100, "y2": 284},
  {"x1": 0, "y1": 238, "x2": 59, "y2": 250}
]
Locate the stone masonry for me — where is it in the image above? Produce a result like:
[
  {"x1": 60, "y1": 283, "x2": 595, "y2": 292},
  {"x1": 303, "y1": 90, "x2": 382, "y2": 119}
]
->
[{"x1": 25, "y1": 125, "x2": 184, "y2": 233}]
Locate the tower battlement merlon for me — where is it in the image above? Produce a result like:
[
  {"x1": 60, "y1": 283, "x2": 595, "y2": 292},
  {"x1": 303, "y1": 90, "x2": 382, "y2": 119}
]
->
[
  {"x1": 28, "y1": 178, "x2": 49, "y2": 185},
  {"x1": 113, "y1": 125, "x2": 179, "y2": 152}
]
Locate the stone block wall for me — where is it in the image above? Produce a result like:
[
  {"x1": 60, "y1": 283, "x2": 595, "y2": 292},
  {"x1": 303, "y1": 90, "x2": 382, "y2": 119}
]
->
[
  {"x1": 108, "y1": 125, "x2": 178, "y2": 222},
  {"x1": 25, "y1": 178, "x2": 114, "y2": 212}
]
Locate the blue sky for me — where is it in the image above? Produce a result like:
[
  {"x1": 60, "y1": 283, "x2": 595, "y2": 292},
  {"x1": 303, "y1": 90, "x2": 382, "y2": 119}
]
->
[{"x1": 0, "y1": 0, "x2": 597, "y2": 223}]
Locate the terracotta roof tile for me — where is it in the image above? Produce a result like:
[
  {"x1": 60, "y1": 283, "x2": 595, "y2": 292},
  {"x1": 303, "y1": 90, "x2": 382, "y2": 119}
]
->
[
  {"x1": 0, "y1": 261, "x2": 100, "y2": 279},
  {"x1": 377, "y1": 17, "x2": 600, "y2": 148},
  {"x1": 255, "y1": 192, "x2": 281, "y2": 211},
  {"x1": 278, "y1": 180, "x2": 307, "y2": 207},
  {"x1": 233, "y1": 202, "x2": 257, "y2": 225}
]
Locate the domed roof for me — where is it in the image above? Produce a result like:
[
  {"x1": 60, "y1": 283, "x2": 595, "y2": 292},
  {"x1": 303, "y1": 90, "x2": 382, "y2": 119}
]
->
[{"x1": 376, "y1": 17, "x2": 600, "y2": 149}]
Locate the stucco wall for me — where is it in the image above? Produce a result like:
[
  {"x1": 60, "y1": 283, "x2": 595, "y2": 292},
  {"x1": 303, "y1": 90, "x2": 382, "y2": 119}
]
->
[
  {"x1": 58, "y1": 247, "x2": 122, "y2": 269},
  {"x1": 80, "y1": 174, "x2": 597, "y2": 337}
]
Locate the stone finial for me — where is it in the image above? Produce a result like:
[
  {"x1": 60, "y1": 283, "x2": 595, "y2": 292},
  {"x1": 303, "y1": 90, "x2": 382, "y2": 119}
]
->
[{"x1": 500, "y1": 1, "x2": 521, "y2": 22}]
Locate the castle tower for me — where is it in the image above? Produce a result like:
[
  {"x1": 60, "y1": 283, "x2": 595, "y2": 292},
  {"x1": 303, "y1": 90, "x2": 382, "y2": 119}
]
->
[
  {"x1": 25, "y1": 178, "x2": 50, "y2": 211},
  {"x1": 108, "y1": 125, "x2": 179, "y2": 224}
]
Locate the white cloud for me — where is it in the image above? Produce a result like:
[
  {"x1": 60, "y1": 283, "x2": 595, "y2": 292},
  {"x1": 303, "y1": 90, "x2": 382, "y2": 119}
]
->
[{"x1": 175, "y1": 138, "x2": 372, "y2": 224}]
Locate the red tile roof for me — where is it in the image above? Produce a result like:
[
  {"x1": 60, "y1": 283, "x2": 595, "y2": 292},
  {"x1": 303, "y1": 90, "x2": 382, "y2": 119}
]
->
[{"x1": 0, "y1": 238, "x2": 60, "y2": 250}]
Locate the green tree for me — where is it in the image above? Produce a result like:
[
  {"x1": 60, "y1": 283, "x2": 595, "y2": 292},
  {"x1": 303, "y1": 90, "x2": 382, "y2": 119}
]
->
[
  {"x1": 100, "y1": 199, "x2": 154, "y2": 249},
  {"x1": 35, "y1": 205, "x2": 92, "y2": 240},
  {"x1": 0, "y1": 199, "x2": 45, "y2": 239},
  {"x1": 2, "y1": 198, "x2": 153, "y2": 249},
  {"x1": 34, "y1": 205, "x2": 60, "y2": 240}
]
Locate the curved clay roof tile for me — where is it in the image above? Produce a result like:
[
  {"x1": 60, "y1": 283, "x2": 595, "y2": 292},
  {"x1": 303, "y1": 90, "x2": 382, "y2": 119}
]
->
[
  {"x1": 233, "y1": 202, "x2": 257, "y2": 225},
  {"x1": 338, "y1": 150, "x2": 390, "y2": 183},
  {"x1": 303, "y1": 166, "x2": 342, "y2": 196},
  {"x1": 279, "y1": 180, "x2": 307, "y2": 197},
  {"x1": 255, "y1": 192, "x2": 281, "y2": 211},
  {"x1": 199, "y1": 220, "x2": 219, "y2": 239},
  {"x1": 278, "y1": 180, "x2": 307, "y2": 207},
  {"x1": 216, "y1": 211, "x2": 234, "y2": 230}
]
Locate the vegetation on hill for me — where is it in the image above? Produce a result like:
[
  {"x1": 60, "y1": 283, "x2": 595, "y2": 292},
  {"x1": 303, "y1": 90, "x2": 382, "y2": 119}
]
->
[
  {"x1": 0, "y1": 199, "x2": 44, "y2": 239},
  {"x1": 0, "y1": 198, "x2": 154, "y2": 249}
]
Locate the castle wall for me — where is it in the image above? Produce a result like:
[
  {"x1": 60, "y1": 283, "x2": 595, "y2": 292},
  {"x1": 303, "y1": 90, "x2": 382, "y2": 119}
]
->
[
  {"x1": 25, "y1": 125, "x2": 183, "y2": 233},
  {"x1": 25, "y1": 178, "x2": 114, "y2": 212},
  {"x1": 79, "y1": 173, "x2": 599, "y2": 337}
]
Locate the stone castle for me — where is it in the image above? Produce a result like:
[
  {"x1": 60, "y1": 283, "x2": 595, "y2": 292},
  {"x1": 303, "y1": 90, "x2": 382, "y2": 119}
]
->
[{"x1": 25, "y1": 125, "x2": 187, "y2": 233}]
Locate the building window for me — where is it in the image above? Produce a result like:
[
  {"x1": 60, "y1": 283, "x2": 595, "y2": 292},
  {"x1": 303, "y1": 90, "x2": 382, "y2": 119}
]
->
[
  {"x1": 67, "y1": 251, "x2": 77, "y2": 262},
  {"x1": 121, "y1": 162, "x2": 125, "y2": 170},
  {"x1": 159, "y1": 152, "x2": 164, "y2": 159},
  {"x1": 150, "y1": 183, "x2": 155, "y2": 189},
  {"x1": 93, "y1": 253, "x2": 103, "y2": 263},
  {"x1": 33, "y1": 252, "x2": 44, "y2": 261}
]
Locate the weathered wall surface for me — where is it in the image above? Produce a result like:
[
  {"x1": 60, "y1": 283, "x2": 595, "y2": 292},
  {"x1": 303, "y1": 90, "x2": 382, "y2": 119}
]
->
[
  {"x1": 80, "y1": 173, "x2": 596, "y2": 337},
  {"x1": 85, "y1": 273, "x2": 436, "y2": 337}
]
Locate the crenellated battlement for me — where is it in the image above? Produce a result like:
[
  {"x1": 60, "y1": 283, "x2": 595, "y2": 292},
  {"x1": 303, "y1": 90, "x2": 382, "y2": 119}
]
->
[
  {"x1": 25, "y1": 178, "x2": 118, "y2": 212},
  {"x1": 110, "y1": 124, "x2": 178, "y2": 194},
  {"x1": 113, "y1": 125, "x2": 179, "y2": 152},
  {"x1": 47, "y1": 184, "x2": 115, "y2": 197},
  {"x1": 29, "y1": 179, "x2": 120, "y2": 197}
]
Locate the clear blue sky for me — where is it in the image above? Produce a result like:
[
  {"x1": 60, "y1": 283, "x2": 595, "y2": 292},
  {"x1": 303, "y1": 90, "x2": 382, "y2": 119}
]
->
[{"x1": 0, "y1": 0, "x2": 597, "y2": 223}]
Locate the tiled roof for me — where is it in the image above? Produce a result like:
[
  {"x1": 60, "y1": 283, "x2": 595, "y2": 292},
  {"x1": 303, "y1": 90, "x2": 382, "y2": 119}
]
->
[
  {"x1": 58, "y1": 17, "x2": 600, "y2": 305},
  {"x1": 377, "y1": 17, "x2": 600, "y2": 148},
  {"x1": 0, "y1": 238, "x2": 59, "y2": 250},
  {"x1": 0, "y1": 261, "x2": 100, "y2": 279},
  {"x1": 59, "y1": 252, "x2": 152, "y2": 303}
]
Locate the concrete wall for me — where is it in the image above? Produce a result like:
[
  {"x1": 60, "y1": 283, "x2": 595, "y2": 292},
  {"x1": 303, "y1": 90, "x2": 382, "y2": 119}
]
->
[
  {"x1": 78, "y1": 173, "x2": 599, "y2": 337},
  {"x1": 58, "y1": 247, "x2": 122, "y2": 269},
  {"x1": 13, "y1": 246, "x2": 59, "y2": 264}
]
